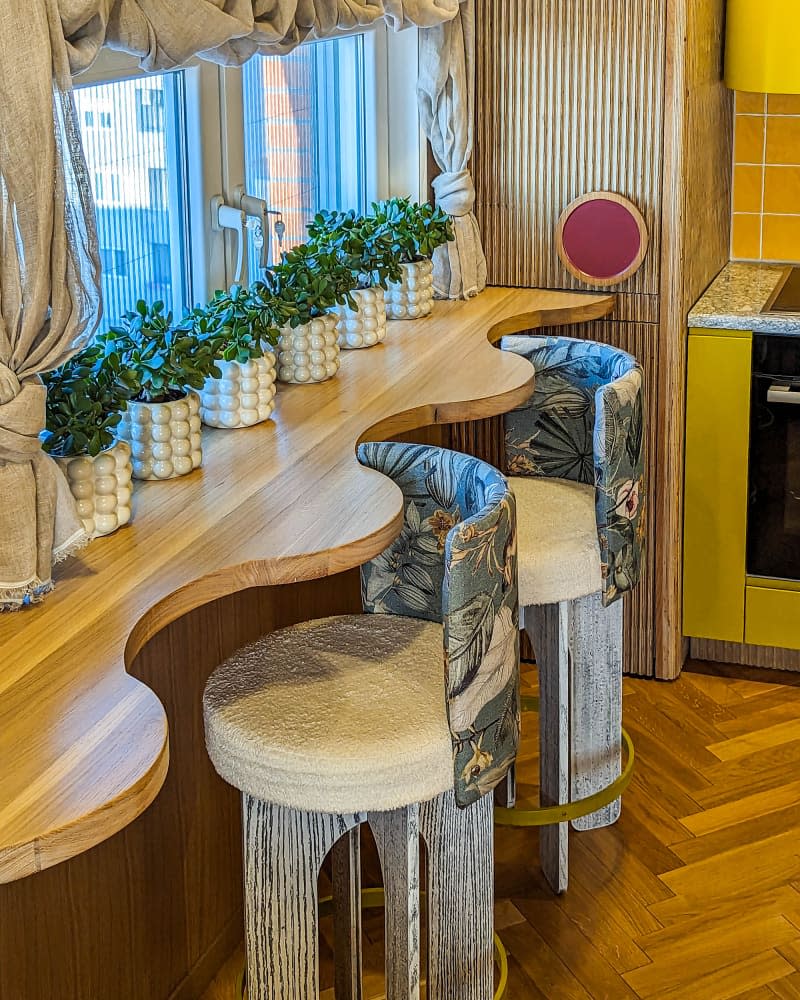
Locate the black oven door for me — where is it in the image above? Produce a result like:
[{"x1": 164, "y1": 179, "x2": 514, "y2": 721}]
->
[{"x1": 748, "y1": 335, "x2": 800, "y2": 582}]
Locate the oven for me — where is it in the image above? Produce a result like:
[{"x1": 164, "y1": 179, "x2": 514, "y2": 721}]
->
[{"x1": 748, "y1": 334, "x2": 800, "y2": 582}]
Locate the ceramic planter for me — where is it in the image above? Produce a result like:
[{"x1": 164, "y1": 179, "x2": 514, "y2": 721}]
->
[
  {"x1": 199, "y1": 355, "x2": 277, "y2": 429},
  {"x1": 385, "y1": 259, "x2": 435, "y2": 320},
  {"x1": 334, "y1": 286, "x2": 387, "y2": 349},
  {"x1": 276, "y1": 314, "x2": 340, "y2": 384},
  {"x1": 117, "y1": 391, "x2": 203, "y2": 481},
  {"x1": 56, "y1": 441, "x2": 133, "y2": 539}
]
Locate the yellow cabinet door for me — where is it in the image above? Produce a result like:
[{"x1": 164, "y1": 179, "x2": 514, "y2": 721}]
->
[{"x1": 683, "y1": 329, "x2": 752, "y2": 642}]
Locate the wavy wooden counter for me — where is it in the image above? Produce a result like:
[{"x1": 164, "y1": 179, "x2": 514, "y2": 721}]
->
[{"x1": 0, "y1": 287, "x2": 613, "y2": 997}]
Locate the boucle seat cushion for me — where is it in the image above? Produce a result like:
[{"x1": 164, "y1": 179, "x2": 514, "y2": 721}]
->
[
  {"x1": 511, "y1": 476, "x2": 602, "y2": 607},
  {"x1": 203, "y1": 614, "x2": 453, "y2": 814}
]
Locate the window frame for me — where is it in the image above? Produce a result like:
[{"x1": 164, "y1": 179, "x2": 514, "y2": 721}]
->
[{"x1": 73, "y1": 25, "x2": 426, "y2": 304}]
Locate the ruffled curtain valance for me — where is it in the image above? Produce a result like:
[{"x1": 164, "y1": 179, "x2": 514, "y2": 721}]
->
[{"x1": 0, "y1": 0, "x2": 485, "y2": 610}]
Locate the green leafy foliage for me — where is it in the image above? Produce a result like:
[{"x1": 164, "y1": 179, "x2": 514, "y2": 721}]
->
[
  {"x1": 99, "y1": 300, "x2": 222, "y2": 404},
  {"x1": 254, "y1": 243, "x2": 359, "y2": 329},
  {"x1": 370, "y1": 197, "x2": 454, "y2": 264},
  {"x1": 191, "y1": 284, "x2": 280, "y2": 365},
  {"x1": 306, "y1": 209, "x2": 403, "y2": 290},
  {"x1": 42, "y1": 343, "x2": 132, "y2": 458}
]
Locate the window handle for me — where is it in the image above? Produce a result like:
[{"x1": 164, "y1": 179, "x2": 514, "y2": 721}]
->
[
  {"x1": 234, "y1": 187, "x2": 285, "y2": 271},
  {"x1": 211, "y1": 196, "x2": 246, "y2": 283}
]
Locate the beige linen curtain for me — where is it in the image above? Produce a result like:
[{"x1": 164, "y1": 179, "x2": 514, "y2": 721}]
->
[
  {"x1": 0, "y1": 0, "x2": 483, "y2": 610},
  {"x1": 418, "y1": 2, "x2": 486, "y2": 299},
  {"x1": 0, "y1": 0, "x2": 101, "y2": 609}
]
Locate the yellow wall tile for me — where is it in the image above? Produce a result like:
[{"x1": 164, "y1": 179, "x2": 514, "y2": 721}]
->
[
  {"x1": 735, "y1": 115, "x2": 766, "y2": 163},
  {"x1": 738, "y1": 92, "x2": 767, "y2": 114},
  {"x1": 766, "y1": 116, "x2": 800, "y2": 164},
  {"x1": 734, "y1": 165, "x2": 763, "y2": 213},
  {"x1": 764, "y1": 166, "x2": 800, "y2": 214},
  {"x1": 732, "y1": 213, "x2": 762, "y2": 260},
  {"x1": 762, "y1": 215, "x2": 800, "y2": 262},
  {"x1": 767, "y1": 94, "x2": 800, "y2": 116}
]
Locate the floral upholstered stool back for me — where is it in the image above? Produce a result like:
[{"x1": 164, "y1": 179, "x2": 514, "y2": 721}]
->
[
  {"x1": 498, "y1": 334, "x2": 645, "y2": 895},
  {"x1": 203, "y1": 442, "x2": 518, "y2": 1000}
]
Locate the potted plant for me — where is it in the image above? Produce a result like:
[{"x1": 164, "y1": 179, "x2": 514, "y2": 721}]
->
[
  {"x1": 256, "y1": 244, "x2": 358, "y2": 384},
  {"x1": 41, "y1": 343, "x2": 135, "y2": 539},
  {"x1": 307, "y1": 209, "x2": 402, "y2": 350},
  {"x1": 101, "y1": 300, "x2": 221, "y2": 480},
  {"x1": 192, "y1": 285, "x2": 280, "y2": 429},
  {"x1": 372, "y1": 198, "x2": 454, "y2": 320}
]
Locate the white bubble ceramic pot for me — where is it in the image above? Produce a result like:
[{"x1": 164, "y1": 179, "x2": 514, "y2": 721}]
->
[
  {"x1": 117, "y1": 392, "x2": 203, "y2": 481},
  {"x1": 276, "y1": 313, "x2": 340, "y2": 384},
  {"x1": 385, "y1": 259, "x2": 435, "y2": 320},
  {"x1": 199, "y1": 354, "x2": 277, "y2": 429},
  {"x1": 334, "y1": 286, "x2": 387, "y2": 349},
  {"x1": 56, "y1": 441, "x2": 133, "y2": 539}
]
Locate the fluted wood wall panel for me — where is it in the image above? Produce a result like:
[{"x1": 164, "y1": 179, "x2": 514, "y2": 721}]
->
[{"x1": 475, "y1": 0, "x2": 666, "y2": 298}]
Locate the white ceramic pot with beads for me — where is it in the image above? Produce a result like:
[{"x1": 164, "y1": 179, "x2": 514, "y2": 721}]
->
[
  {"x1": 55, "y1": 441, "x2": 133, "y2": 539},
  {"x1": 199, "y1": 354, "x2": 277, "y2": 429},
  {"x1": 334, "y1": 286, "x2": 387, "y2": 349},
  {"x1": 117, "y1": 391, "x2": 203, "y2": 481},
  {"x1": 276, "y1": 313, "x2": 340, "y2": 384},
  {"x1": 385, "y1": 260, "x2": 435, "y2": 320}
]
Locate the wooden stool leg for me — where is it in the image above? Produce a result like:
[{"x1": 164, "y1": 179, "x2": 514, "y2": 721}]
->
[
  {"x1": 570, "y1": 591, "x2": 624, "y2": 832},
  {"x1": 420, "y1": 788, "x2": 494, "y2": 1000},
  {"x1": 369, "y1": 805, "x2": 421, "y2": 1000},
  {"x1": 526, "y1": 601, "x2": 570, "y2": 894},
  {"x1": 332, "y1": 827, "x2": 363, "y2": 1000},
  {"x1": 242, "y1": 795, "x2": 362, "y2": 1000}
]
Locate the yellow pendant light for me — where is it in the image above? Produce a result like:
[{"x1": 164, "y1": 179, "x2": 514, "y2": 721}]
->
[{"x1": 725, "y1": 0, "x2": 800, "y2": 94}]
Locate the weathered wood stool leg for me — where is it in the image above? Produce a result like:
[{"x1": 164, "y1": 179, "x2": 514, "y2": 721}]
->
[
  {"x1": 570, "y1": 592, "x2": 624, "y2": 832},
  {"x1": 369, "y1": 805, "x2": 421, "y2": 1000},
  {"x1": 332, "y1": 827, "x2": 363, "y2": 1000},
  {"x1": 420, "y1": 789, "x2": 494, "y2": 1000},
  {"x1": 242, "y1": 795, "x2": 362, "y2": 1000},
  {"x1": 526, "y1": 601, "x2": 570, "y2": 894}
]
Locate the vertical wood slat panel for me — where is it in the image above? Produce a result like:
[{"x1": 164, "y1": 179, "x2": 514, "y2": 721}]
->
[{"x1": 475, "y1": 0, "x2": 666, "y2": 297}]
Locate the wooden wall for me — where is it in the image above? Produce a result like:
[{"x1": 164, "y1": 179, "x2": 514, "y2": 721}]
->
[{"x1": 472, "y1": 0, "x2": 734, "y2": 678}]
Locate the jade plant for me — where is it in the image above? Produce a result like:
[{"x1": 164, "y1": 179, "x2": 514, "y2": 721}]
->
[
  {"x1": 191, "y1": 284, "x2": 280, "y2": 365},
  {"x1": 42, "y1": 343, "x2": 134, "y2": 458},
  {"x1": 100, "y1": 300, "x2": 222, "y2": 404},
  {"x1": 255, "y1": 243, "x2": 359, "y2": 329},
  {"x1": 306, "y1": 209, "x2": 403, "y2": 290},
  {"x1": 371, "y1": 197, "x2": 454, "y2": 263}
]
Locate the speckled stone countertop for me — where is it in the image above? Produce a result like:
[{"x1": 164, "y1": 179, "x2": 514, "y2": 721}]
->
[{"x1": 688, "y1": 261, "x2": 800, "y2": 335}]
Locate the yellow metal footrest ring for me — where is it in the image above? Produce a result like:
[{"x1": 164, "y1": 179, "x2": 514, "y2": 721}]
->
[
  {"x1": 241, "y1": 887, "x2": 509, "y2": 999},
  {"x1": 494, "y1": 694, "x2": 635, "y2": 828}
]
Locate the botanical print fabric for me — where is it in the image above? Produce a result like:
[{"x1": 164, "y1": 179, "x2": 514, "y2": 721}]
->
[
  {"x1": 358, "y1": 441, "x2": 519, "y2": 808},
  {"x1": 502, "y1": 336, "x2": 645, "y2": 606}
]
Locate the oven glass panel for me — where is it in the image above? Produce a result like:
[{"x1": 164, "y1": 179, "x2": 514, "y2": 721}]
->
[{"x1": 748, "y1": 335, "x2": 800, "y2": 581}]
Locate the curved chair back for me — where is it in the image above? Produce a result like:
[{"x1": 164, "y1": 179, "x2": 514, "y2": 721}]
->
[
  {"x1": 358, "y1": 441, "x2": 519, "y2": 808},
  {"x1": 502, "y1": 335, "x2": 645, "y2": 605}
]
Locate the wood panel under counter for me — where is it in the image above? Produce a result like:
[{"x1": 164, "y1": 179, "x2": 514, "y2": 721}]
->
[{"x1": 0, "y1": 287, "x2": 614, "y2": 1000}]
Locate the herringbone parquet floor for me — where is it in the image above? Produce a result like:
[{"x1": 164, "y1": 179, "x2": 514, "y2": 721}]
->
[{"x1": 204, "y1": 660, "x2": 800, "y2": 1000}]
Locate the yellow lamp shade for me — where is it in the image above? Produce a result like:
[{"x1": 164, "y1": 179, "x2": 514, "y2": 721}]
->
[{"x1": 725, "y1": 0, "x2": 800, "y2": 94}]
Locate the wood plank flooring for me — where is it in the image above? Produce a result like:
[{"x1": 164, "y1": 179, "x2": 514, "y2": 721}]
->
[{"x1": 201, "y1": 660, "x2": 800, "y2": 1000}]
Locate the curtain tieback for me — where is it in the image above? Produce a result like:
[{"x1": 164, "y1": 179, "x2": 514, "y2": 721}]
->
[
  {"x1": 0, "y1": 376, "x2": 46, "y2": 464},
  {"x1": 0, "y1": 361, "x2": 21, "y2": 405},
  {"x1": 432, "y1": 169, "x2": 476, "y2": 218}
]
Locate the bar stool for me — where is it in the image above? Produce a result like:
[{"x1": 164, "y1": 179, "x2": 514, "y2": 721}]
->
[
  {"x1": 203, "y1": 442, "x2": 519, "y2": 1000},
  {"x1": 498, "y1": 335, "x2": 644, "y2": 893}
]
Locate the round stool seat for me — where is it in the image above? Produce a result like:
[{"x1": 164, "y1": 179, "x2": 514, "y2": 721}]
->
[
  {"x1": 510, "y1": 476, "x2": 602, "y2": 607},
  {"x1": 203, "y1": 614, "x2": 453, "y2": 815}
]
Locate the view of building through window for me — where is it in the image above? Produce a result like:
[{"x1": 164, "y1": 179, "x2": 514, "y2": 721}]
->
[{"x1": 76, "y1": 37, "x2": 369, "y2": 324}]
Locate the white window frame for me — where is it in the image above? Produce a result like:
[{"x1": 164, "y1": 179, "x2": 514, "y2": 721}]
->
[{"x1": 72, "y1": 26, "x2": 426, "y2": 306}]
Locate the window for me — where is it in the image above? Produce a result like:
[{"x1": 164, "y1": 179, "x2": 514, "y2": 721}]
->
[
  {"x1": 74, "y1": 27, "x2": 421, "y2": 318},
  {"x1": 136, "y1": 85, "x2": 165, "y2": 133},
  {"x1": 242, "y1": 35, "x2": 368, "y2": 270},
  {"x1": 75, "y1": 73, "x2": 191, "y2": 326}
]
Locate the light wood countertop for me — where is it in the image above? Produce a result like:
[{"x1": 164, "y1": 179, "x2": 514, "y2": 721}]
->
[{"x1": 0, "y1": 286, "x2": 614, "y2": 884}]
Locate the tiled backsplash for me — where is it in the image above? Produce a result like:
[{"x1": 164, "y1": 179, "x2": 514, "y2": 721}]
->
[{"x1": 732, "y1": 92, "x2": 800, "y2": 263}]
